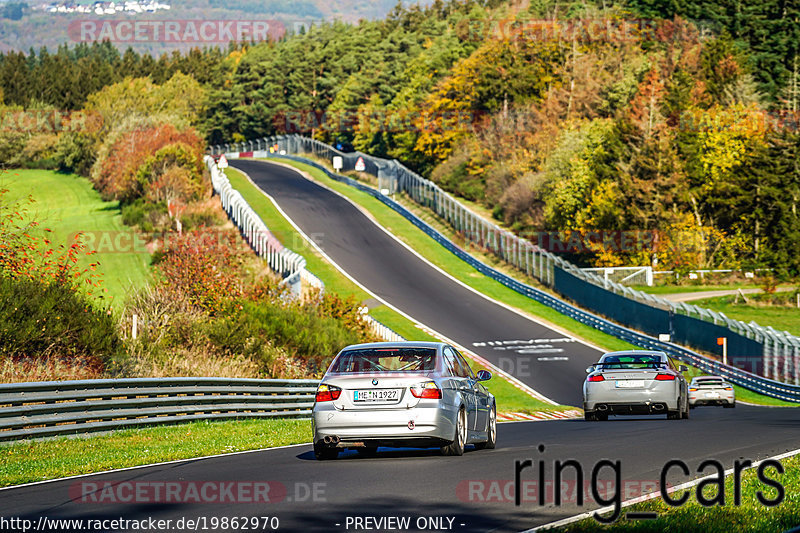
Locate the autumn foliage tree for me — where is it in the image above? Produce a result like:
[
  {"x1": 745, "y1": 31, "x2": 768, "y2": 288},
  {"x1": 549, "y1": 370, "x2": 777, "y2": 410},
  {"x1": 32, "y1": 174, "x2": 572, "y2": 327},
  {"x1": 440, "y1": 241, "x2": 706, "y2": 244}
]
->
[
  {"x1": 92, "y1": 123, "x2": 206, "y2": 202},
  {"x1": 0, "y1": 186, "x2": 119, "y2": 367},
  {"x1": 156, "y1": 229, "x2": 245, "y2": 315}
]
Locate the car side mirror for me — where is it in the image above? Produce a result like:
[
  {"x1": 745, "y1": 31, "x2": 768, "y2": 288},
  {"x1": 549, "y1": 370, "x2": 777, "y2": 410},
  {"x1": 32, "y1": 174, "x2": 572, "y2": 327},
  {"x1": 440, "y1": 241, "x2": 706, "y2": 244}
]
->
[
  {"x1": 586, "y1": 366, "x2": 595, "y2": 374},
  {"x1": 476, "y1": 370, "x2": 492, "y2": 382},
  {"x1": 679, "y1": 365, "x2": 688, "y2": 372}
]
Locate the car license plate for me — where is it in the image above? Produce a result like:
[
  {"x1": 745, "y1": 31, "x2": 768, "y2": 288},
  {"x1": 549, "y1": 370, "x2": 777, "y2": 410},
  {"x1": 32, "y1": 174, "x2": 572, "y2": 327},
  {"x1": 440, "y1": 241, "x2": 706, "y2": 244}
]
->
[
  {"x1": 615, "y1": 380, "x2": 645, "y2": 388},
  {"x1": 705, "y1": 392, "x2": 719, "y2": 398},
  {"x1": 353, "y1": 389, "x2": 400, "y2": 402}
]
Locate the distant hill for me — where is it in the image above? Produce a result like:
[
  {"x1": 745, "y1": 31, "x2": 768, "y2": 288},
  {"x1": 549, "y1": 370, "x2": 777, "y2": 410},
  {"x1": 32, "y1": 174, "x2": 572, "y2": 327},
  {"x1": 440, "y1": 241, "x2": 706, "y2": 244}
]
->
[{"x1": 0, "y1": 0, "x2": 430, "y2": 54}]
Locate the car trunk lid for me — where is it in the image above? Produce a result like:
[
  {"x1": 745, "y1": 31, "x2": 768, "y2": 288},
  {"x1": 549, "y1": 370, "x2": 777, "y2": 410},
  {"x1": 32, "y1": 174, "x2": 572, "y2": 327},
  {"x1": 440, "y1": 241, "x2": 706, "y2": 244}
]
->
[{"x1": 323, "y1": 374, "x2": 435, "y2": 410}]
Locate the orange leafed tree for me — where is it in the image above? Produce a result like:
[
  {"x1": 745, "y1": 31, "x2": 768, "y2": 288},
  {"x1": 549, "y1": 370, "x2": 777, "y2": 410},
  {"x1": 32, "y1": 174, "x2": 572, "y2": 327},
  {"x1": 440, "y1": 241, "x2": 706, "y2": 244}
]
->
[{"x1": 92, "y1": 123, "x2": 205, "y2": 202}]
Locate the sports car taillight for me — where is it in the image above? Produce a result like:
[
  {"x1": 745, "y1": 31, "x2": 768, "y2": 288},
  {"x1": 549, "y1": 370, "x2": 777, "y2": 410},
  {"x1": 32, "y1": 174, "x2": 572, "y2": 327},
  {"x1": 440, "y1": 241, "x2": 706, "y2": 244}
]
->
[
  {"x1": 654, "y1": 373, "x2": 676, "y2": 381},
  {"x1": 410, "y1": 381, "x2": 442, "y2": 399},
  {"x1": 315, "y1": 384, "x2": 342, "y2": 402},
  {"x1": 588, "y1": 374, "x2": 605, "y2": 382}
]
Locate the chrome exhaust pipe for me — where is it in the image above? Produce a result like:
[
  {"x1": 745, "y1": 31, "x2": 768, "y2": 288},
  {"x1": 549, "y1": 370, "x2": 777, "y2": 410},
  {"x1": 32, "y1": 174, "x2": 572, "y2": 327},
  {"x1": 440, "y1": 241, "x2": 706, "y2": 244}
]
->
[
  {"x1": 652, "y1": 404, "x2": 665, "y2": 411},
  {"x1": 323, "y1": 435, "x2": 340, "y2": 446},
  {"x1": 597, "y1": 404, "x2": 608, "y2": 411}
]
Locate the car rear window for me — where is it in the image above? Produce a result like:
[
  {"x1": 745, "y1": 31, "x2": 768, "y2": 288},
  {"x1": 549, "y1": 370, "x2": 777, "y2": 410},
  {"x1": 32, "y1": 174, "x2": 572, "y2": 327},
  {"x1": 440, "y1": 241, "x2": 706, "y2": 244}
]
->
[
  {"x1": 330, "y1": 348, "x2": 437, "y2": 373},
  {"x1": 599, "y1": 354, "x2": 666, "y2": 369},
  {"x1": 695, "y1": 379, "x2": 725, "y2": 386}
]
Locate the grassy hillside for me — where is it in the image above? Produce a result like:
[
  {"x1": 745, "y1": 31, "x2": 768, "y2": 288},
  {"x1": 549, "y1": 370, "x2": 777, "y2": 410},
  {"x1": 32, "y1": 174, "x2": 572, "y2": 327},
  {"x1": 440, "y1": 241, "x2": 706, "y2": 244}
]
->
[{"x1": 0, "y1": 169, "x2": 151, "y2": 306}]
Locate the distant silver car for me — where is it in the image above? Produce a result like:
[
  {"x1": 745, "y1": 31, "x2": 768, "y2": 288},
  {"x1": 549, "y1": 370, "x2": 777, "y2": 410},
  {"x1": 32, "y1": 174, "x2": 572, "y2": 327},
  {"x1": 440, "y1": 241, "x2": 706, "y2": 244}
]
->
[
  {"x1": 583, "y1": 350, "x2": 689, "y2": 421},
  {"x1": 689, "y1": 376, "x2": 735, "y2": 408},
  {"x1": 312, "y1": 342, "x2": 496, "y2": 460}
]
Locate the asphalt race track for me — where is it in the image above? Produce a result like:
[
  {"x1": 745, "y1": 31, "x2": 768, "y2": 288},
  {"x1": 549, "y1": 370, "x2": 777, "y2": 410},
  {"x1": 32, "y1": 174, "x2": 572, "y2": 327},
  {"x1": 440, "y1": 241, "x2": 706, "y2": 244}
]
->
[
  {"x1": 2, "y1": 407, "x2": 799, "y2": 532},
  {"x1": 3, "y1": 160, "x2": 799, "y2": 533},
  {"x1": 231, "y1": 159, "x2": 601, "y2": 407}
]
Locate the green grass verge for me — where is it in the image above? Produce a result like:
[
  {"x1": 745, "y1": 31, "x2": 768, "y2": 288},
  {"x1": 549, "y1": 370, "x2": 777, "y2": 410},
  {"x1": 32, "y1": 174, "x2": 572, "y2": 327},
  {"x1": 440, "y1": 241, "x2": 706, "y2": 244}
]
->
[
  {"x1": 556, "y1": 452, "x2": 800, "y2": 532},
  {"x1": 1, "y1": 169, "x2": 151, "y2": 306},
  {"x1": 689, "y1": 297, "x2": 800, "y2": 337},
  {"x1": 631, "y1": 284, "x2": 760, "y2": 294},
  {"x1": 632, "y1": 284, "x2": 796, "y2": 295},
  {"x1": 0, "y1": 418, "x2": 311, "y2": 487},
  {"x1": 225, "y1": 166, "x2": 562, "y2": 414}
]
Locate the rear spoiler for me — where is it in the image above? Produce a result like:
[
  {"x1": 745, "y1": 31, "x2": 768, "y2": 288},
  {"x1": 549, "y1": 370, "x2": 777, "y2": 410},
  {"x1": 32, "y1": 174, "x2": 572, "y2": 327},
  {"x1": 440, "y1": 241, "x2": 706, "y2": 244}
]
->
[{"x1": 589, "y1": 362, "x2": 667, "y2": 370}]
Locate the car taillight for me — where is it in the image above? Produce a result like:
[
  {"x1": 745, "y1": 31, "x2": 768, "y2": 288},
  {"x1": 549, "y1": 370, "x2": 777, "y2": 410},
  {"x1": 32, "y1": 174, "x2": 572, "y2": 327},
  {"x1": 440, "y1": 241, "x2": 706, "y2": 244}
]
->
[
  {"x1": 410, "y1": 381, "x2": 442, "y2": 399},
  {"x1": 655, "y1": 373, "x2": 676, "y2": 381},
  {"x1": 588, "y1": 374, "x2": 605, "y2": 382},
  {"x1": 724, "y1": 387, "x2": 733, "y2": 390},
  {"x1": 315, "y1": 384, "x2": 341, "y2": 402},
  {"x1": 689, "y1": 387, "x2": 697, "y2": 391}
]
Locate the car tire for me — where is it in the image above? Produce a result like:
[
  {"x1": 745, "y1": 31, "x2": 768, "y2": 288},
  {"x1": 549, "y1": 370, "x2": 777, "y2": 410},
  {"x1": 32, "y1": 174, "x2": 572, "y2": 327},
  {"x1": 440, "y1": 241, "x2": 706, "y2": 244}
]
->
[
  {"x1": 475, "y1": 404, "x2": 496, "y2": 450},
  {"x1": 682, "y1": 400, "x2": 690, "y2": 419},
  {"x1": 584, "y1": 411, "x2": 596, "y2": 421},
  {"x1": 314, "y1": 440, "x2": 339, "y2": 461},
  {"x1": 724, "y1": 402, "x2": 736, "y2": 408},
  {"x1": 441, "y1": 407, "x2": 466, "y2": 456}
]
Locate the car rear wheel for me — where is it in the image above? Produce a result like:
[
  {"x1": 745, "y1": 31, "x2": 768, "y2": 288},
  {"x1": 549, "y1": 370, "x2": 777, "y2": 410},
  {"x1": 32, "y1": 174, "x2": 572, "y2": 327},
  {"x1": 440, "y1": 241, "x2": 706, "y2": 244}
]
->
[
  {"x1": 314, "y1": 440, "x2": 339, "y2": 461},
  {"x1": 441, "y1": 407, "x2": 466, "y2": 456},
  {"x1": 681, "y1": 400, "x2": 690, "y2": 419},
  {"x1": 724, "y1": 402, "x2": 736, "y2": 408},
  {"x1": 475, "y1": 404, "x2": 496, "y2": 450}
]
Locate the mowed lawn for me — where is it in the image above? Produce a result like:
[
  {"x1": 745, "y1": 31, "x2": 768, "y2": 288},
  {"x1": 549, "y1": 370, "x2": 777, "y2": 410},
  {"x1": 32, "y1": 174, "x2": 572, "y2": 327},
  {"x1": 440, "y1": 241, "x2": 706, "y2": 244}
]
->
[
  {"x1": 1, "y1": 169, "x2": 151, "y2": 306},
  {"x1": 691, "y1": 297, "x2": 800, "y2": 337}
]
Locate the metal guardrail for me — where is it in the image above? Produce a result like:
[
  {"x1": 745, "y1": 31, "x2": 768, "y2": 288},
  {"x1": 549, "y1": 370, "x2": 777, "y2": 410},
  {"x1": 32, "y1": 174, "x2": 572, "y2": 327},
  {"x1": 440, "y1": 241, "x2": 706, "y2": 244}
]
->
[
  {"x1": 206, "y1": 156, "x2": 309, "y2": 292},
  {"x1": 209, "y1": 143, "x2": 800, "y2": 402},
  {"x1": 206, "y1": 154, "x2": 403, "y2": 342},
  {"x1": 0, "y1": 378, "x2": 319, "y2": 442}
]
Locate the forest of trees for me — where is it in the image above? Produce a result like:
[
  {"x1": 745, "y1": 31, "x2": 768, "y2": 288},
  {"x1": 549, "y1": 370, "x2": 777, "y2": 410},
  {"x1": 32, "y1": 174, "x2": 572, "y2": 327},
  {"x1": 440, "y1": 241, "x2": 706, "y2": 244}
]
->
[{"x1": 2, "y1": 0, "x2": 799, "y2": 274}]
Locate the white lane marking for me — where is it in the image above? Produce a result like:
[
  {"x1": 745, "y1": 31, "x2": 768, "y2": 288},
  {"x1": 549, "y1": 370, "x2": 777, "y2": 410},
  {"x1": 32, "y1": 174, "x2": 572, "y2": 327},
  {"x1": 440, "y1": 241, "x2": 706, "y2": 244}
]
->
[
  {"x1": 522, "y1": 446, "x2": 800, "y2": 532},
  {"x1": 537, "y1": 357, "x2": 570, "y2": 361},
  {"x1": 232, "y1": 162, "x2": 559, "y2": 405}
]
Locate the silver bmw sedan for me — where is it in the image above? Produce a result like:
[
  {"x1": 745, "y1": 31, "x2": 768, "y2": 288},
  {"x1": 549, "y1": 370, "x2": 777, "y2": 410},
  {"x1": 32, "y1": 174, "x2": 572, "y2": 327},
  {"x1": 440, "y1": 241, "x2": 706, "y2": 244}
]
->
[{"x1": 312, "y1": 342, "x2": 496, "y2": 460}]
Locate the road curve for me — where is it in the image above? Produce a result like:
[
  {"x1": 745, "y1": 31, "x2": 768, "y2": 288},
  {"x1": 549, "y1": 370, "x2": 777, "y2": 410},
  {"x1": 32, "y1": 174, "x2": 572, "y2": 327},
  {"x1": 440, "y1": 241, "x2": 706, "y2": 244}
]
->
[
  {"x1": 3, "y1": 161, "x2": 800, "y2": 533},
  {"x1": 231, "y1": 159, "x2": 601, "y2": 407},
  {"x1": 3, "y1": 407, "x2": 799, "y2": 532}
]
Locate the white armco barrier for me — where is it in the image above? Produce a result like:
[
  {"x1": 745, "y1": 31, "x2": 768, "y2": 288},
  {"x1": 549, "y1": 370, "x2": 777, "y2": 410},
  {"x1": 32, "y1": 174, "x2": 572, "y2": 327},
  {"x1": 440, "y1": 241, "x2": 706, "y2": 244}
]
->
[
  {"x1": 206, "y1": 155, "x2": 307, "y2": 295},
  {"x1": 205, "y1": 155, "x2": 404, "y2": 341}
]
